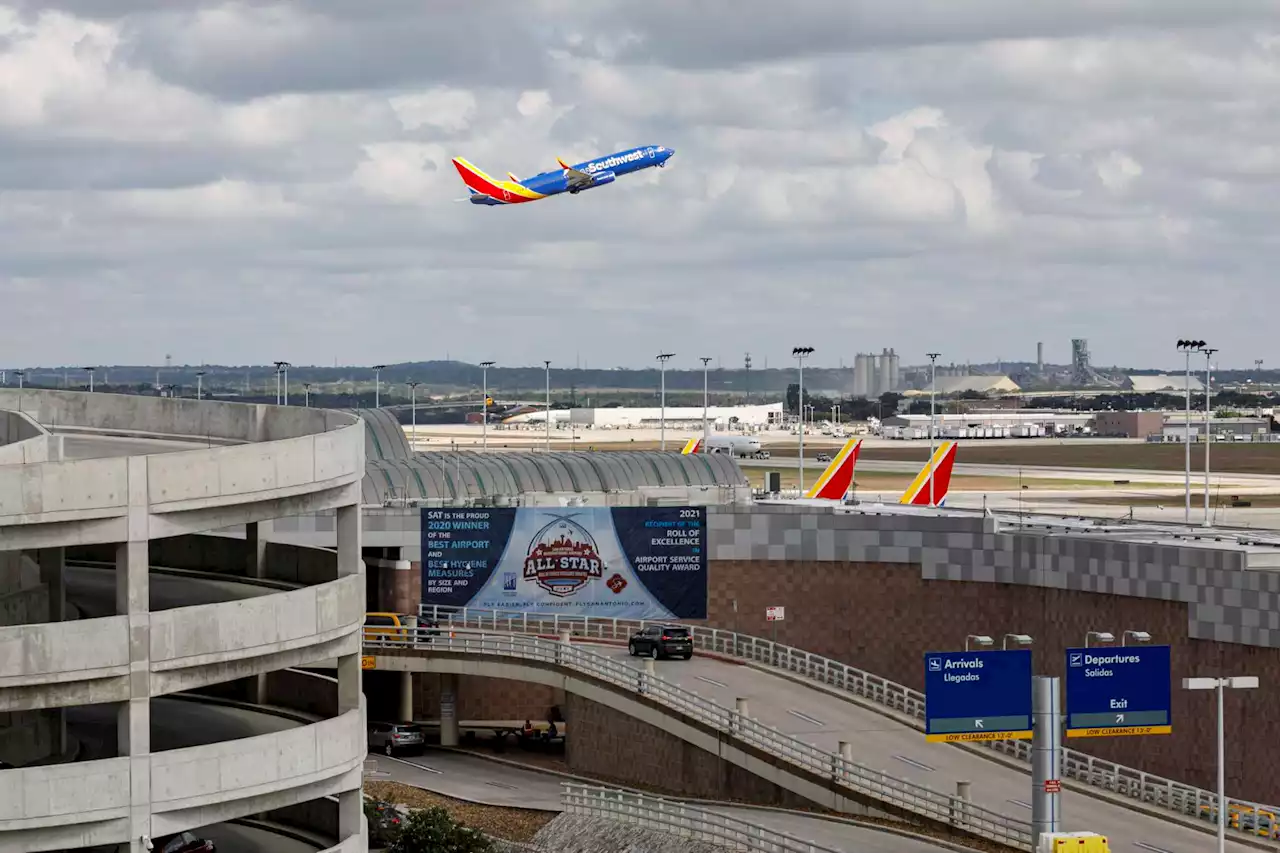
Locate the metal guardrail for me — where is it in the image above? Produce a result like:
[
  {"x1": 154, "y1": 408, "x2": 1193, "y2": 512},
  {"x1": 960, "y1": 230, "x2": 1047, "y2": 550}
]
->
[
  {"x1": 561, "y1": 781, "x2": 848, "y2": 852},
  {"x1": 365, "y1": 627, "x2": 1032, "y2": 850},
  {"x1": 415, "y1": 605, "x2": 1279, "y2": 840}
]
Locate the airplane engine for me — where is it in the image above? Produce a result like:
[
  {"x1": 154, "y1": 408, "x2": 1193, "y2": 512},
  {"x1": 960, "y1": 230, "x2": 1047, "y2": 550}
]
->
[{"x1": 585, "y1": 170, "x2": 616, "y2": 187}]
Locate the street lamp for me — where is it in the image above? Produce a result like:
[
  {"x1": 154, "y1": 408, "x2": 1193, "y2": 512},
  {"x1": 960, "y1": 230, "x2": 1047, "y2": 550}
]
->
[
  {"x1": 14, "y1": 370, "x2": 23, "y2": 390},
  {"x1": 656, "y1": 353, "x2": 674, "y2": 451},
  {"x1": 273, "y1": 361, "x2": 289, "y2": 405},
  {"x1": 965, "y1": 634, "x2": 994, "y2": 651},
  {"x1": 407, "y1": 381, "x2": 420, "y2": 448},
  {"x1": 195, "y1": 370, "x2": 206, "y2": 401},
  {"x1": 700, "y1": 357, "x2": 712, "y2": 450},
  {"x1": 303, "y1": 382, "x2": 312, "y2": 408},
  {"x1": 1085, "y1": 631, "x2": 1114, "y2": 648},
  {"x1": 1202, "y1": 347, "x2": 1218, "y2": 527},
  {"x1": 1183, "y1": 675, "x2": 1259, "y2": 853},
  {"x1": 372, "y1": 365, "x2": 387, "y2": 408},
  {"x1": 1003, "y1": 633, "x2": 1033, "y2": 650},
  {"x1": 792, "y1": 347, "x2": 814, "y2": 492},
  {"x1": 83, "y1": 366, "x2": 95, "y2": 392},
  {"x1": 543, "y1": 360, "x2": 551, "y2": 453},
  {"x1": 1122, "y1": 630, "x2": 1151, "y2": 646},
  {"x1": 1177, "y1": 340, "x2": 1205, "y2": 524},
  {"x1": 927, "y1": 352, "x2": 941, "y2": 507},
  {"x1": 480, "y1": 361, "x2": 495, "y2": 452}
]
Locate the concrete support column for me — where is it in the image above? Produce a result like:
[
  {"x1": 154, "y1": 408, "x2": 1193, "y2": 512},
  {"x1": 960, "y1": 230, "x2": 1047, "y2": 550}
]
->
[
  {"x1": 334, "y1": 501, "x2": 365, "y2": 846},
  {"x1": 439, "y1": 673, "x2": 459, "y2": 747},
  {"x1": 399, "y1": 671, "x2": 414, "y2": 723},
  {"x1": 116, "y1": 534, "x2": 151, "y2": 853},
  {"x1": 249, "y1": 673, "x2": 269, "y2": 706},
  {"x1": 36, "y1": 546, "x2": 65, "y2": 622},
  {"x1": 245, "y1": 521, "x2": 268, "y2": 580}
]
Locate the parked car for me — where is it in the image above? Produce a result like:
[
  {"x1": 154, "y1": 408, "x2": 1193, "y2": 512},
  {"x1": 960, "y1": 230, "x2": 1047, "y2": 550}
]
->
[
  {"x1": 153, "y1": 832, "x2": 215, "y2": 853},
  {"x1": 628, "y1": 625, "x2": 693, "y2": 660},
  {"x1": 368, "y1": 721, "x2": 426, "y2": 756}
]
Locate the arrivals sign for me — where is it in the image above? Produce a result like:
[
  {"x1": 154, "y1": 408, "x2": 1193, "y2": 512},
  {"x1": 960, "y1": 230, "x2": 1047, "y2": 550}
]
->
[
  {"x1": 923, "y1": 649, "x2": 1033, "y2": 743},
  {"x1": 1064, "y1": 645, "x2": 1172, "y2": 738},
  {"x1": 419, "y1": 506, "x2": 707, "y2": 619}
]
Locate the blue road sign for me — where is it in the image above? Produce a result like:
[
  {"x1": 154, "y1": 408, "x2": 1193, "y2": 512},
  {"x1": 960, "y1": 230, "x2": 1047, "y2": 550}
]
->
[
  {"x1": 1064, "y1": 645, "x2": 1172, "y2": 738},
  {"x1": 923, "y1": 649, "x2": 1033, "y2": 743}
]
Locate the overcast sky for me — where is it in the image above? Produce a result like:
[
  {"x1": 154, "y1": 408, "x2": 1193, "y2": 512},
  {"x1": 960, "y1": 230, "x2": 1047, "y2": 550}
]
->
[{"x1": 0, "y1": 2, "x2": 1276, "y2": 372}]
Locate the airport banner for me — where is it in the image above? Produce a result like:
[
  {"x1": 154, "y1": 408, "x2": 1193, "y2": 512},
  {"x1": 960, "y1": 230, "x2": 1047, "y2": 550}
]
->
[{"x1": 419, "y1": 506, "x2": 707, "y2": 619}]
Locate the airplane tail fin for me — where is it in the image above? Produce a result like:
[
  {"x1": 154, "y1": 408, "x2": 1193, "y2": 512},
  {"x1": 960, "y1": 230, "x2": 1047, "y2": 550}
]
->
[
  {"x1": 452, "y1": 157, "x2": 504, "y2": 196},
  {"x1": 899, "y1": 441, "x2": 957, "y2": 506},
  {"x1": 804, "y1": 439, "x2": 862, "y2": 500},
  {"x1": 681, "y1": 438, "x2": 703, "y2": 455}
]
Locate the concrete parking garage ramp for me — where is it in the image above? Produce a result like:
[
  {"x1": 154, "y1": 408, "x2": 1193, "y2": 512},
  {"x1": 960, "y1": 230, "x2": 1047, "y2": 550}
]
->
[{"x1": 0, "y1": 389, "x2": 369, "y2": 853}]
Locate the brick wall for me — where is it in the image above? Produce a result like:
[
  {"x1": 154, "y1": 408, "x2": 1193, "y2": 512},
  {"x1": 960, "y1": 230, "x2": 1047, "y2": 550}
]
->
[
  {"x1": 564, "y1": 693, "x2": 812, "y2": 808},
  {"x1": 707, "y1": 559, "x2": 1278, "y2": 804},
  {"x1": 412, "y1": 674, "x2": 564, "y2": 724}
]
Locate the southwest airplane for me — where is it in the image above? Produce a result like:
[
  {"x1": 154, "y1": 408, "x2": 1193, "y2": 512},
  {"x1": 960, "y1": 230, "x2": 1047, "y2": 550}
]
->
[
  {"x1": 452, "y1": 145, "x2": 675, "y2": 206},
  {"x1": 695, "y1": 437, "x2": 958, "y2": 504}
]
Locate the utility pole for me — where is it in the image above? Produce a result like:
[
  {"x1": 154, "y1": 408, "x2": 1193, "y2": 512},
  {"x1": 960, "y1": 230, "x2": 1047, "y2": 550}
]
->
[
  {"x1": 480, "y1": 361, "x2": 495, "y2": 452},
  {"x1": 792, "y1": 347, "x2": 814, "y2": 492},
  {"x1": 1203, "y1": 347, "x2": 1218, "y2": 526},
  {"x1": 656, "y1": 353, "x2": 675, "y2": 451},
  {"x1": 927, "y1": 352, "x2": 941, "y2": 507},
  {"x1": 700, "y1": 357, "x2": 712, "y2": 450}
]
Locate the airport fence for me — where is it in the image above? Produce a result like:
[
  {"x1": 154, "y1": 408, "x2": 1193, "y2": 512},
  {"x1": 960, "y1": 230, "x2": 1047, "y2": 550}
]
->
[
  {"x1": 415, "y1": 605, "x2": 1278, "y2": 839},
  {"x1": 364, "y1": 627, "x2": 1032, "y2": 851}
]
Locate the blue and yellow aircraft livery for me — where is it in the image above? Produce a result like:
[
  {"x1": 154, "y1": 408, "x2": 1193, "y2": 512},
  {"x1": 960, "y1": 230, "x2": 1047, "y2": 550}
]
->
[{"x1": 452, "y1": 145, "x2": 675, "y2": 206}]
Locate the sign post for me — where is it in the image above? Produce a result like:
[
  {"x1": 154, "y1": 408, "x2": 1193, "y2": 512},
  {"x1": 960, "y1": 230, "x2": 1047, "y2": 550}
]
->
[
  {"x1": 766, "y1": 606, "x2": 784, "y2": 645},
  {"x1": 1064, "y1": 645, "x2": 1172, "y2": 738},
  {"x1": 923, "y1": 649, "x2": 1033, "y2": 743}
]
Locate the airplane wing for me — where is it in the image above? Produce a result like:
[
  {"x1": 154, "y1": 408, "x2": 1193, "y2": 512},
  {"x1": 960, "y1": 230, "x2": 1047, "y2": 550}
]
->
[{"x1": 562, "y1": 166, "x2": 594, "y2": 190}]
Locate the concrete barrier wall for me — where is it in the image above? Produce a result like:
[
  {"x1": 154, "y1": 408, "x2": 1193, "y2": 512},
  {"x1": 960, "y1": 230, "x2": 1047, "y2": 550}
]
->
[
  {"x1": 0, "y1": 615, "x2": 129, "y2": 690},
  {"x1": 0, "y1": 389, "x2": 355, "y2": 443},
  {"x1": 0, "y1": 456, "x2": 130, "y2": 521},
  {"x1": 0, "y1": 410, "x2": 51, "y2": 465}
]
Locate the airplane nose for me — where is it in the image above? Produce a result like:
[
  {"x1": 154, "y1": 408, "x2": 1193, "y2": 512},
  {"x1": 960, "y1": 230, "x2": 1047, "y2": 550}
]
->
[{"x1": 665, "y1": 148, "x2": 675, "y2": 159}]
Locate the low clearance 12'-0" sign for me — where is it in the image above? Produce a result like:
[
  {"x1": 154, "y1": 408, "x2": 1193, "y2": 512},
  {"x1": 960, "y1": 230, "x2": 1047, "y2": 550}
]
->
[{"x1": 419, "y1": 506, "x2": 708, "y2": 620}]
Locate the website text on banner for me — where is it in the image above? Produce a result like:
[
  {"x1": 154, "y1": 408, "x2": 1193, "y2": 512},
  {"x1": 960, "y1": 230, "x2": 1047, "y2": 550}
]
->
[{"x1": 420, "y1": 506, "x2": 708, "y2": 619}]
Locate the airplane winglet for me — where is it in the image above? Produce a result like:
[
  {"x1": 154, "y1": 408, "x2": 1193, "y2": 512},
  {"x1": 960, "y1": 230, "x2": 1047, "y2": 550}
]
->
[
  {"x1": 507, "y1": 172, "x2": 520, "y2": 182},
  {"x1": 804, "y1": 439, "x2": 862, "y2": 500},
  {"x1": 557, "y1": 157, "x2": 572, "y2": 170},
  {"x1": 899, "y1": 441, "x2": 957, "y2": 506}
]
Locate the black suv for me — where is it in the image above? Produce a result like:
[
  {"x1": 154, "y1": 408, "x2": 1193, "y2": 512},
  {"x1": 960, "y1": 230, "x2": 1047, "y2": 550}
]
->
[{"x1": 628, "y1": 625, "x2": 693, "y2": 660}]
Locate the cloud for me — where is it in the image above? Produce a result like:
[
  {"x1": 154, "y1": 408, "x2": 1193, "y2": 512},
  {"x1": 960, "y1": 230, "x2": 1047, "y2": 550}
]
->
[{"x1": 0, "y1": 1, "x2": 1278, "y2": 373}]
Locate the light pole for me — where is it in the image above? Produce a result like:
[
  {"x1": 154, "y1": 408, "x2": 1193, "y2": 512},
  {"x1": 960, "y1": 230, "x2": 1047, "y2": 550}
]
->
[
  {"x1": 14, "y1": 370, "x2": 23, "y2": 390},
  {"x1": 1176, "y1": 340, "x2": 1205, "y2": 524},
  {"x1": 407, "y1": 381, "x2": 419, "y2": 449},
  {"x1": 83, "y1": 366, "x2": 95, "y2": 392},
  {"x1": 303, "y1": 382, "x2": 312, "y2": 408},
  {"x1": 273, "y1": 361, "x2": 288, "y2": 405},
  {"x1": 372, "y1": 365, "x2": 387, "y2": 408},
  {"x1": 1003, "y1": 633, "x2": 1033, "y2": 650},
  {"x1": 480, "y1": 361, "x2": 495, "y2": 452},
  {"x1": 1203, "y1": 347, "x2": 1218, "y2": 526},
  {"x1": 927, "y1": 352, "x2": 941, "y2": 507},
  {"x1": 195, "y1": 370, "x2": 206, "y2": 401},
  {"x1": 1084, "y1": 631, "x2": 1114, "y2": 648},
  {"x1": 1255, "y1": 359, "x2": 1264, "y2": 382},
  {"x1": 700, "y1": 357, "x2": 712, "y2": 449},
  {"x1": 282, "y1": 363, "x2": 290, "y2": 405},
  {"x1": 964, "y1": 634, "x2": 993, "y2": 651},
  {"x1": 656, "y1": 353, "x2": 674, "y2": 451},
  {"x1": 1122, "y1": 630, "x2": 1151, "y2": 646},
  {"x1": 1184, "y1": 675, "x2": 1258, "y2": 853},
  {"x1": 543, "y1": 360, "x2": 551, "y2": 453},
  {"x1": 792, "y1": 347, "x2": 814, "y2": 492}
]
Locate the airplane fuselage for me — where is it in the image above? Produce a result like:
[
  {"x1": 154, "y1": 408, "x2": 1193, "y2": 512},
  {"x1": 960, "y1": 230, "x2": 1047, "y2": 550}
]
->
[{"x1": 458, "y1": 145, "x2": 674, "y2": 205}]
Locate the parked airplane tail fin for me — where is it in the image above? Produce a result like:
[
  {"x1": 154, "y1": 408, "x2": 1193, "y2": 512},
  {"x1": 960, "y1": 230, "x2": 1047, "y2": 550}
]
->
[
  {"x1": 804, "y1": 439, "x2": 862, "y2": 500},
  {"x1": 899, "y1": 441, "x2": 957, "y2": 506},
  {"x1": 681, "y1": 438, "x2": 703, "y2": 455}
]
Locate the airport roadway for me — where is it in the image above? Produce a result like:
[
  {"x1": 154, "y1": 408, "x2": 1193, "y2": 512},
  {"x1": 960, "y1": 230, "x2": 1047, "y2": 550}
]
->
[
  {"x1": 58, "y1": 433, "x2": 220, "y2": 460},
  {"x1": 576, "y1": 646, "x2": 1250, "y2": 853}
]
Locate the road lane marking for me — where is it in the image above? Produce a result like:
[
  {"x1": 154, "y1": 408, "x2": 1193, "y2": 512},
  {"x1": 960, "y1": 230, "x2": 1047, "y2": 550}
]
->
[
  {"x1": 891, "y1": 755, "x2": 935, "y2": 772},
  {"x1": 695, "y1": 675, "x2": 727, "y2": 688},
  {"x1": 1006, "y1": 799, "x2": 1032, "y2": 809},
  {"x1": 382, "y1": 754, "x2": 442, "y2": 774},
  {"x1": 484, "y1": 780, "x2": 518, "y2": 790},
  {"x1": 786, "y1": 709, "x2": 824, "y2": 727},
  {"x1": 1133, "y1": 844, "x2": 1174, "y2": 853}
]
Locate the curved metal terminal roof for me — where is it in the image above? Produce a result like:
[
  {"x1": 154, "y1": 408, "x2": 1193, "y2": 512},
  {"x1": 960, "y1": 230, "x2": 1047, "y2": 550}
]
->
[{"x1": 349, "y1": 408, "x2": 748, "y2": 504}]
